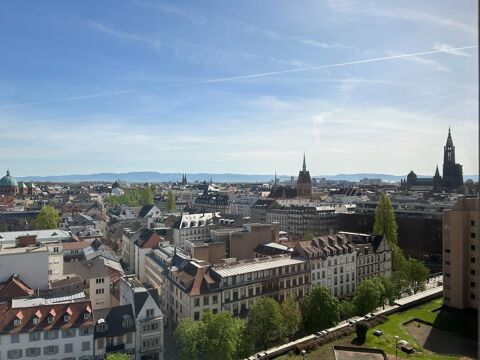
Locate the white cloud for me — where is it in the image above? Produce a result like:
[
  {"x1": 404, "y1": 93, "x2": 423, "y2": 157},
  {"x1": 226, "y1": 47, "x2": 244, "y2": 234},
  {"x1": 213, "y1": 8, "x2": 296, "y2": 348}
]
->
[
  {"x1": 87, "y1": 20, "x2": 162, "y2": 50},
  {"x1": 434, "y1": 43, "x2": 471, "y2": 57}
]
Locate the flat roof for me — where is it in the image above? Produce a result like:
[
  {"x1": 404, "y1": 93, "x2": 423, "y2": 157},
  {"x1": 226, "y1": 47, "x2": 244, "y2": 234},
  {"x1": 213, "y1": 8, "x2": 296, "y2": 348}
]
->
[
  {"x1": 212, "y1": 256, "x2": 305, "y2": 277},
  {"x1": 0, "y1": 229, "x2": 71, "y2": 244}
]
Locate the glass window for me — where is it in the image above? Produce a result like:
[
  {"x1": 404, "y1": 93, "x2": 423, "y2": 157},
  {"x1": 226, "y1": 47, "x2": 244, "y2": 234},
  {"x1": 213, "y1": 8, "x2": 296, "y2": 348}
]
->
[
  {"x1": 65, "y1": 343, "x2": 73, "y2": 353},
  {"x1": 11, "y1": 334, "x2": 20, "y2": 343},
  {"x1": 81, "y1": 341, "x2": 90, "y2": 351}
]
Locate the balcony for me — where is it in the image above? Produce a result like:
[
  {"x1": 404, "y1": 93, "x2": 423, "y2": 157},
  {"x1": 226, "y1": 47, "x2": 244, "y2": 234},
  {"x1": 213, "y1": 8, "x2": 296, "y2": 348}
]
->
[{"x1": 106, "y1": 343, "x2": 126, "y2": 352}]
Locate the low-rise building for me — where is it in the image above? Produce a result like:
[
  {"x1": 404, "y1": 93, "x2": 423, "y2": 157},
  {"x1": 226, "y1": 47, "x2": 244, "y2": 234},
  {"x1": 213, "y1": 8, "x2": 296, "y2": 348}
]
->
[
  {"x1": 294, "y1": 234, "x2": 357, "y2": 298},
  {"x1": 120, "y1": 276, "x2": 164, "y2": 360},
  {"x1": 0, "y1": 298, "x2": 94, "y2": 360},
  {"x1": 339, "y1": 232, "x2": 392, "y2": 284},
  {"x1": 93, "y1": 304, "x2": 136, "y2": 359},
  {"x1": 172, "y1": 212, "x2": 216, "y2": 250}
]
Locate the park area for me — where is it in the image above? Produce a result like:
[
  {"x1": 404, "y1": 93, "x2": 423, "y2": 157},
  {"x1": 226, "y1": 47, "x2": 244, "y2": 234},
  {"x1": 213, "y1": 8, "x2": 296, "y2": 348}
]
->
[{"x1": 277, "y1": 297, "x2": 477, "y2": 360}]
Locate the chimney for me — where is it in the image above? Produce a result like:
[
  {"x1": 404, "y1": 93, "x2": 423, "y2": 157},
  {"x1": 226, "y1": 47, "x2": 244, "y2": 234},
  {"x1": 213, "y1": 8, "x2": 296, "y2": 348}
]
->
[{"x1": 15, "y1": 235, "x2": 37, "y2": 247}]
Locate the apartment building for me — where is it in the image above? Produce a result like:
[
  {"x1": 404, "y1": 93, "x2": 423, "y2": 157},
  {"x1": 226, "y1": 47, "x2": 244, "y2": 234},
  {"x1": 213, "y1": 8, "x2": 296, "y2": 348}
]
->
[
  {"x1": 339, "y1": 232, "x2": 392, "y2": 284},
  {"x1": 146, "y1": 248, "x2": 309, "y2": 326},
  {"x1": 266, "y1": 205, "x2": 338, "y2": 238},
  {"x1": 172, "y1": 212, "x2": 216, "y2": 250},
  {"x1": 230, "y1": 194, "x2": 259, "y2": 217},
  {"x1": 0, "y1": 298, "x2": 94, "y2": 360},
  {"x1": 212, "y1": 255, "x2": 310, "y2": 316},
  {"x1": 294, "y1": 234, "x2": 357, "y2": 298},
  {"x1": 93, "y1": 304, "x2": 136, "y2": 359},
  {"x1": 120, "y1": 276, "x2": 164, "y2": 360},
  {"x1": 443, "y1": 198, "x2": 479, "y2": 310}
]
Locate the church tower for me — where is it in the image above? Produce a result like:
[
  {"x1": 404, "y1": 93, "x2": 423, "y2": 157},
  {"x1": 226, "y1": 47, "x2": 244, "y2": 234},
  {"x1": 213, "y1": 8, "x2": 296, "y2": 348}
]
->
[
  {"x1": 442, "y1": 128, "x2": 463, "y2": 191},
  {"x1": 297, "y1": 153, "x2": 312, "y2": 197}
]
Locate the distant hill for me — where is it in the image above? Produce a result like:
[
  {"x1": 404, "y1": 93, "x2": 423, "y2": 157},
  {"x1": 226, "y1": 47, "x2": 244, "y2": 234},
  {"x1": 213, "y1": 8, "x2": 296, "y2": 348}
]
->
[{"x1": 17, "y1": 172, "x2": 479, "y2": 183}]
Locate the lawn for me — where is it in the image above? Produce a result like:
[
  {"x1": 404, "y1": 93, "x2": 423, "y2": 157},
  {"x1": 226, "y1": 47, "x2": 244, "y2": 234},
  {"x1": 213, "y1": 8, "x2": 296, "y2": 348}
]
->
[{"x1": 277, "y1": 297, "x2": 477, "y2": 360}]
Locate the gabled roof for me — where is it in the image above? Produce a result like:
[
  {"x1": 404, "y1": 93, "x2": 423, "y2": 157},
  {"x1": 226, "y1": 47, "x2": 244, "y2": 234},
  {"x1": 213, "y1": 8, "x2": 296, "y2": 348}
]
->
[
  {"x1": 138, "y1": 205, "x2": 156, "y2": 218},
  {"x1": 0, "y1": 299, "x2": 93, "y2": 334},
  {"x1": 0, "y1": 275, "x2": 34, "y2": 301},
  {"x1": 93, "y1": 304, "x2": 135, "y2": 339}
]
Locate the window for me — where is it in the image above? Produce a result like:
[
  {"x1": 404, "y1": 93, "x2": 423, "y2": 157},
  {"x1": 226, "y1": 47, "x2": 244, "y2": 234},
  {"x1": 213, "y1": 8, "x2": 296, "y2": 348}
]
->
[
  {"x1": 470, "y1": 293, "x2": 476, "y2": 300},
  {"x1": 471, "y1": 245, "x2": 476, "y2": 251},
  {"x1": 146, "y1": 308, "x2": 154, "y2": 317},
  {"x1": 471, "y1": 220, "x2": 475, "y2": 226},
  {"x1": 82, "y1": 341, "x2": 90, "y2": 351},
  {"x1": 212, "y1": 295, "x2": 218, "y2": 304},
  {"x1": 194, "y1": 312, "x2": 200, "y2": 321},
  {"x1": 44, "y1": 345, "x2": 58, "y2": 355},
  {"x1": 81, "y1": 327, "x2": 92, "y2": 336},
  {"x1": 471, "y1": 257, "x2": 476, "y2": 264},
  {"x1": 32, "y1": 317, "x2": 39, "y2": 325},
  {"x1": 65, "y1": 343, "x2": 73, "y2": 353},
  {"x1": 471, "y1": 233, "x2": 476, "y2": 239},
  {"x1": 47, "y1": 316, "x2": 53, "y2": 323},
  {"x1": 11, "y1": 334, "x2": 20, "y2": 343},
  {"x1": 62, "y1": 329, "x2": 75, "y2": 338},
  {"x1": 96, "y1": 278, "x2": 105, "y2": 284},
  {"x1": 194, "y1": 298, "x2": 200, "y2": 307},
  {"x1": 95, "y1": 288, "x2": 105, "y2": 294},
  {"x1": 45, "y1": 330, "x2": 58, "y2": 340},
  {"x1": 7, "y1": 350, "x2": 22, "y2": 359},
  {"x1": 445, "y1": 249, "x2": 450, "y2": 254},
  {"x1": 203, "y1": 296, "x2": 209, "y2": 306},
  {"x1": 470, "y1": 282, "x2": 475, "y2": 288},
  {"x1": 29, "y1": 332, "x2": 41, "y2": 341},
  {"x1": 471, "y1": 269, "x2": 476, "y2": 276},
  {"x1": 26, "y1": 347, "x2": 40, "y2": 357}
]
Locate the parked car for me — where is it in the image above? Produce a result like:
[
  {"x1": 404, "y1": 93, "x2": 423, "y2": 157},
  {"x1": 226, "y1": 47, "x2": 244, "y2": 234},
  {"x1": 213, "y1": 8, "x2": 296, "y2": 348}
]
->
[{"x1": 373, "y1": 329, "x2": 383, "y2": 336}]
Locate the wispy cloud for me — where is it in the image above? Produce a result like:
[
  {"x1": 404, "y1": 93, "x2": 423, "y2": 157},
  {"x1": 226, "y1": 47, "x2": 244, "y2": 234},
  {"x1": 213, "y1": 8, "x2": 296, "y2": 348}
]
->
[
  {"x1": 434, "y1": 43, "x2": 471, "y2": 57},
  {"x1": 0, "y1": 45, "x2": 476, "y2": 109},
  {"x1": 87, "y1": 20, "x2": 162, "y2": 49},
  {"x1": 385, "y1": 51, "x2": 450, "y2": 72}
]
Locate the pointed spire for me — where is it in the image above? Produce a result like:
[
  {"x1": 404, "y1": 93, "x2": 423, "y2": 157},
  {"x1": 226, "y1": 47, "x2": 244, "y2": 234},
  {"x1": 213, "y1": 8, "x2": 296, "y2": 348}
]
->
[
  {"x1": 446, "y1": 127, "x2": 453, "y2": 147},
  {"x1": 435, "y1": 165, "x2": 440, "y2": 177},
  {"x1": 302, "y1": 153, "x2": 307, "y2": 172},
  {"x1": 274, "y1": 171, "x2": 278, "y2": 186}
]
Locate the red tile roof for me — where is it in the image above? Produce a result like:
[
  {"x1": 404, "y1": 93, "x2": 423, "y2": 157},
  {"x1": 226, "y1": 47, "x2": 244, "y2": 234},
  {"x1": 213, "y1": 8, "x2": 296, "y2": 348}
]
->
[
  {"x1": 0, "y1": 300, "x2": 94, "y2": 334},
  {"x1": 0, "y1": 275, "x2": 34, "y2": 300}
]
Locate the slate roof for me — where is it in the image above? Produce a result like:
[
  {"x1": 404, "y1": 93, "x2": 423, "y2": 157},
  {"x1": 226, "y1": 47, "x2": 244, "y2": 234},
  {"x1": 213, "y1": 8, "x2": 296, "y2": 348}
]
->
[
  {"x1": 93, "y1": 304, "x2": 135, "y2": 339},
  {"x1": 138, "y1": 205, "x2": 155, "y2": 218}
]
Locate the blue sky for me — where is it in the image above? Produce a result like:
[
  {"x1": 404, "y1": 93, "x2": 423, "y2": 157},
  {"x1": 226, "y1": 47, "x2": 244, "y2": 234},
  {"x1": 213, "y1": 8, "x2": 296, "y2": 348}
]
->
[{"x1": 0, "y1": 0, "x2": 477, "y2": 176}]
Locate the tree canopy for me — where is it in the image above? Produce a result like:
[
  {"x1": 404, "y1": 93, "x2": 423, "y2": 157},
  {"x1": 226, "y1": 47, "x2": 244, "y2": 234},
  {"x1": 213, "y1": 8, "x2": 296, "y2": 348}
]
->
[
  {"x1": 247, "y1": 297, "x2": 286, "y2": 350},
  {"x1": 353, "y1": 279, "x2": 381, "y2": 316},
  {"x1": 106, "y1": 354, "x2": 130, "y2": 360},
  {"x1": 34, "y1": 205, "x2": 60, "y2": 230},
  {"x1": 142, "y1": 185, "x2": 154, "y2": 205},
  {"x1": 280, "y1": 296, "x2": 302, "y2": 337},
  {"x1": 175, "y1": 311, "x2": 252, "y2": 360},
  {"x1": 302, "y1": 285, "x2": 340, "y2": 332},
  {"x1": 373, "y1": 192, "x2": 398, "y2": 245},
  {"x1": 166, "y1": 190, "x2": 176, "y2": 211}
]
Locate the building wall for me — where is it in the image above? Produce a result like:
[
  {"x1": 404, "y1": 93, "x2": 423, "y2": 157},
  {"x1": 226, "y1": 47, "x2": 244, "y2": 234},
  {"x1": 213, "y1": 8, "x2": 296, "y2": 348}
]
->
[
  {"x1": 0, "y1": 250, "x2": 49, "y2": 289},
  {"x1": 94, "y1": 331, "x2": 136, "y2": 359},
  {"x1": 0, "y1": 326, "x2": 94, "y2": 360},
  {"x1": 230, "y1": 224, "x2": 279, "y2": 260},
  {"x1": 443, "y1": 198, "x2": 479, "y2": 310},
  {"x1": 89, "y1": 276, "x2": 111, "y2": 310}
]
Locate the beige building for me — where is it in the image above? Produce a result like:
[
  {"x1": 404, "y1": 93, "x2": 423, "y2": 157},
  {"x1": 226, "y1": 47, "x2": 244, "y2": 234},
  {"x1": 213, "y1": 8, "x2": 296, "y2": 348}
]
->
[{"x1": 443, "y1": 198, "x2": 479, "y2": 310}]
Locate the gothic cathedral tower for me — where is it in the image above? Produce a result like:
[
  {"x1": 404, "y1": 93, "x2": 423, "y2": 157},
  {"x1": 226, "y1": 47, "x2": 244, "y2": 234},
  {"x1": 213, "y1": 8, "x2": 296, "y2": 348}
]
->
[{"x1": 442, "y1": 128, "x2": 463, "y2": 191}]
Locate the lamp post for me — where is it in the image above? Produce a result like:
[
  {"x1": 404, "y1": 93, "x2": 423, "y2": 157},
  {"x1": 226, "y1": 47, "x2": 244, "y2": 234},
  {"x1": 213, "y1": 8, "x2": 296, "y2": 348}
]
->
[{"x1": 394, "y1": 335, "x2": 399, "y2": 360}]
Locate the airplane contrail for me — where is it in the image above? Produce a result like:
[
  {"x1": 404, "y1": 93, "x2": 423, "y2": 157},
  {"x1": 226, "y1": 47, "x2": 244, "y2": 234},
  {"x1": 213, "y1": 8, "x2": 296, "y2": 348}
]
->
[{"x1": 0, "y1": 45, "x2": 476, "y2": 110}]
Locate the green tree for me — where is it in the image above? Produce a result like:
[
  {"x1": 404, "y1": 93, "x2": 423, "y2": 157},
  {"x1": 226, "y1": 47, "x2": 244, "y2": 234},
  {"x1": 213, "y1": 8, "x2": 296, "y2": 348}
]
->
[
  {"x1": 202, "y1": 311, "x2": 246, "y2": 360},
  {"x1": 301, "y1": 285, "x2": 340, "y2": 332},
  {"x1": 373, "y1": 192, "x2": 398, "y2": 246},
  {"x1": 175, "y1": 318, "x2": 205, "y2": 360},
  {"x1": 339, "y1": 300, "x2": 355, "y2": 321},
  {"x1": 303, "y1": 232, "x2": 314, "y2": 241},
  {"x1": 247, "y1": 297, "x2": 285, "y2": 350},
  {"x1": 166, "y1": 190, "x2": 176, "y2": 211},
  {"x1": 406, "y1": 258, "x2": 430, "y2": 293},
  {"x1": 142, "y1": 185, "x2": 154, "y2": 205},
  {"x1": 373, "y1": 276, "x2": 395, "y2": 308},
  {"x1": 355, "y1": 321, "x2": 369, "y2": 344},
  {"x1": 34, "y1": 205, "x2": 60, "y2": 229},
  {"x1": 353, "y1": 279, "x2": 381, "y2": 316},
  {"x1": 106, "y1": 354, "x2": 130, "y2": 360},
  {"x1": 391, "y1": 270, "x2": 410, "y2": 299},
  {"x1": 280, "y1": 296, "x2": 302, "y2": 337}
]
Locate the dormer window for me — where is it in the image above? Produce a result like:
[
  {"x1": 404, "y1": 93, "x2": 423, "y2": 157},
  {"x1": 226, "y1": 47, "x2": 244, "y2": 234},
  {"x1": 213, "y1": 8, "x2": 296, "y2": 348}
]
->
[
  {"x1": 33, "y1": 317, "x2": 39, "y2": 325},
  {"x1": 83, "y1": 312, "x2": 90, "y2": 320},
  {"x1": 47, "y1": 316, "x2": 53, "y2": 324},
  {"x1": 14, "y1": 318, "x2": 21, "y2": 326},
  {"x1": 121, "y1": 314, "x2": 132, "y2": 328},
  {"x1": 64, "y1": 314, "x2": 70, "y2": 322},
  {"x1": 96, "y1": 318, "x2": 108, "y2": 332}
]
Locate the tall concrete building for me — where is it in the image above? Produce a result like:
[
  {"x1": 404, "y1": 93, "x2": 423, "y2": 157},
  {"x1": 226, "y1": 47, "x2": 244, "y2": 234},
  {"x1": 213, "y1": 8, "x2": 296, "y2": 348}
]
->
[{"x1": 443, "y1": 198, "x2": 479, "y2": 310}]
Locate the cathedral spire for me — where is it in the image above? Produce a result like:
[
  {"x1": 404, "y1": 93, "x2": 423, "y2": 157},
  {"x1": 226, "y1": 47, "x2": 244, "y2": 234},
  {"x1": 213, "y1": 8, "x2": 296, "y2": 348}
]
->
[
  {"x1": 434, "y1": 165, "x2": 440, "y2": 177},
  {"x1": 446, "y1": 127, "x2": 453, "y2": 147},
  {"x1": 302, "y1": 153, "x2": 307, "y2": 172}
]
